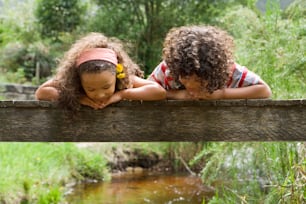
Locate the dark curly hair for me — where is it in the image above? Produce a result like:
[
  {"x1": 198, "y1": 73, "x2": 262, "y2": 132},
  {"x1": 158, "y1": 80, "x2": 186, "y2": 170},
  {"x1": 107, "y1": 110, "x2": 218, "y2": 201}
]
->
[
  {"x1": 163, "y1": 25, "x2": 234, "y2": 93},
  {"x1": 54, "y1": 32, "x2": 143, "y2": 111}
]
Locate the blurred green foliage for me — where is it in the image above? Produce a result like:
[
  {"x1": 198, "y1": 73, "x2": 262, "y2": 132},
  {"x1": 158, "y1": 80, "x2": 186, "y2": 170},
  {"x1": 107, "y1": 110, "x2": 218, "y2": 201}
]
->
[
  {"x1": 35, "y1": 0, "x2": 85, "y2": 40},
  {"x1": 0, "y1": 41, "x2": 53, "y2": 83}
]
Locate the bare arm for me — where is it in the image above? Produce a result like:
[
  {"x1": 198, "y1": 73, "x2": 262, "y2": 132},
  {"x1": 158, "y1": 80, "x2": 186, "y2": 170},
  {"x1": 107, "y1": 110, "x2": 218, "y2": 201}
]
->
[
  {"x1": 166, "y1": 90, "x2": 195, "y2": 100},
  {"x1": 35, "y1": 79, "x2": 60, "y2": 101},
  {"x1": 166, "y1": 79, "x2": 271, "y2": 100},
  {"x1": 121, "y1": 75, "x2": 167, "y2": 100},
  {"x1": 101, "y1": 76, "x2": 166, "y2": 108},
  {"x1": 198, "y1": 79, "x2": 272, "y2": 100},
  {"x1": 224, "y1": 82, "x2": 271, "y2": 99}
]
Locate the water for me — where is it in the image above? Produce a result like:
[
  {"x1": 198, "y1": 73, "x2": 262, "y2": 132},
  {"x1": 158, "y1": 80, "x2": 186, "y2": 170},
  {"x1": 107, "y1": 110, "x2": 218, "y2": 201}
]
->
[{"x1": 66, "y1": 171, "x2": 214, "y2": 204}]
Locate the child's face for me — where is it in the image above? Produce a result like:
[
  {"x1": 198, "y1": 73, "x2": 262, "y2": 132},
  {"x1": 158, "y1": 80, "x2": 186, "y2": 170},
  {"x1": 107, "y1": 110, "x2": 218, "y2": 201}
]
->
[
  {"x1": 81, "y1": 70, "x2": 116, "y2": 103},
  {"x1": 179, "y1": 74, "x2": 205, "y2": 97}
]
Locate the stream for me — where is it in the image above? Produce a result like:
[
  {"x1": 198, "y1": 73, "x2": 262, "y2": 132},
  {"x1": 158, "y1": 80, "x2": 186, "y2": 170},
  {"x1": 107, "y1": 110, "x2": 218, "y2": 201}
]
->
[{"x1": 66, "y1": 170, "x2": 215, "y2": 204}]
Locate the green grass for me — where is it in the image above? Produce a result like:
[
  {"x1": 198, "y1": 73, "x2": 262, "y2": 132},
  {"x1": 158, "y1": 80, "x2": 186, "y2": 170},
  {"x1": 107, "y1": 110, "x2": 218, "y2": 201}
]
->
[
  {"x1": 0, "y1": 143, "x2": 110, "y2": 203},
  {"x1": 197, "y1": 142, "x2": 305, "y2": 204},
  {"x1": 218, "y1": 2, "x2": 305, "y2": 100}
]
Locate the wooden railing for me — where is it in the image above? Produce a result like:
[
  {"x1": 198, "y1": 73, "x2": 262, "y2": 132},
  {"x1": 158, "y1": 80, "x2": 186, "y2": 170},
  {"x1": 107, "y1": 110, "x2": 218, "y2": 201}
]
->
[{"x1": 0, "y1": 99, "x2": 305, "y2": 142}]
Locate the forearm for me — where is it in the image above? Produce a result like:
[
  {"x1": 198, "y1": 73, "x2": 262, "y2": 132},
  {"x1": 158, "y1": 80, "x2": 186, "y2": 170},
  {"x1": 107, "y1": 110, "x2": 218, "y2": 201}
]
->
[
  {"x1": 35, "y1": 87, "x2": 59, "y2": 101},
  {"x1": 213, "y1": 84, "x2": 272, "y2": 99},
  {"x1": 35, "y1": 79, "x2": 60, "y2": 101},
  {"x1": 166, "y1": 90, "x2": 193, "y2": 100},
  {"x1": 120, "y1": 84, "x2": 166, "y2": 101}
]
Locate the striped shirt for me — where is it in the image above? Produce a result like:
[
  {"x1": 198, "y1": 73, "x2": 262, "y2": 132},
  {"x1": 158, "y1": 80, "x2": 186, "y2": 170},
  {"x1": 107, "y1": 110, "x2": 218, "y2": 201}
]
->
[{"x1": 148, "y1": 61, "x2": 261, "y2": 90}]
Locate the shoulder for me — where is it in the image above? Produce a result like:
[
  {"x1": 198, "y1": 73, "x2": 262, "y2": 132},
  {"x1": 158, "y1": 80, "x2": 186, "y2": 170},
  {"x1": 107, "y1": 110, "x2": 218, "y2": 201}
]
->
[
  {"x1": 147, "y1": 61, "x2": 167, "y2": 83},
  {"x1": 147, "y1": 61, "x2": 182, "y2": 90},
  {"x1": 149, "y1": 61, "x2": 168, "y2": 75},
  {"x1": 130, "y1": 75, "x2": 158, "y2": 88},
  {"x1": 39, "y1": 78, "x2": 59, "y2": 87},
  {"x1": 227, "y1": 63, "x2": 261, "y2": 88}
]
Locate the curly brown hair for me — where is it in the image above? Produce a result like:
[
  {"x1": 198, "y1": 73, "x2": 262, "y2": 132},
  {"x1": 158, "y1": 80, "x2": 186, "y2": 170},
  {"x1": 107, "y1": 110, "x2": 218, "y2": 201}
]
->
[
  {"x1": 163, "y1": 25, "x2": 235, "y2": 93},
  {"x1": 54, "y1": 32, "x2": 144, "y2": 111}
]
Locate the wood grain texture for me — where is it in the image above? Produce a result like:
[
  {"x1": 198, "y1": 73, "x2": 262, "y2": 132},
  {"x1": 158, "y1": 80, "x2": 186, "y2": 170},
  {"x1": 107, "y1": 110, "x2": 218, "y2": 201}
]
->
[{"x1": 0, "y1": 99, "x2": 305, "y2": 141}]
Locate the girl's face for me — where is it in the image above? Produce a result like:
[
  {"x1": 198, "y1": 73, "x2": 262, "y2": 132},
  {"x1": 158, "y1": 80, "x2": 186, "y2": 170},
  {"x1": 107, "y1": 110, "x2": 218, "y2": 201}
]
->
[
  {"x1": 81, "y1": 70, "x2": 116, "y2": 103},
  {"x1": 179, "y1": 74, "x2": 206, "y2": 97}
]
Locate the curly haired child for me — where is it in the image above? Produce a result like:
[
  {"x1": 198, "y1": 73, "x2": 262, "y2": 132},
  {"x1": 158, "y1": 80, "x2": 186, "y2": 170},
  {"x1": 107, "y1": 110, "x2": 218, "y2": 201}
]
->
[
  {"x1": 148, "y1": 25, "x2": 271, "y2": 100},
  {"x1": 35, "y1": 32, "x2": 166, "y2": 110}
]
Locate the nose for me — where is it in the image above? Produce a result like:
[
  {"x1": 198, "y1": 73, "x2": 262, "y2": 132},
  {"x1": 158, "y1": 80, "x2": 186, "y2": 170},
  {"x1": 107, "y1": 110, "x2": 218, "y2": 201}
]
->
[
  {"x1": 94, "y1": 92, "x2": 107, "y2": 101},
  {"x1": 186, "y1": 87, "x2": 195, "y2": 93},
  {"x1": 187, "y1": 90, "x2": 196, "y2": 96},
  {"x1": 186, "y1": 88, "x2": 200, "y2": 97}
]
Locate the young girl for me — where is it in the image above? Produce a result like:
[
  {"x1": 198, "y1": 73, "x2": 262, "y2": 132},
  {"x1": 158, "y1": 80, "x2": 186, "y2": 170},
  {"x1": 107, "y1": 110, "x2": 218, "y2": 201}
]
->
[
  {"x1": 148, "y1": 25, "x2": 271, "y2": 100},
  {"x1": 35, "y1": 33, "x2": 166, "y2": 110}
]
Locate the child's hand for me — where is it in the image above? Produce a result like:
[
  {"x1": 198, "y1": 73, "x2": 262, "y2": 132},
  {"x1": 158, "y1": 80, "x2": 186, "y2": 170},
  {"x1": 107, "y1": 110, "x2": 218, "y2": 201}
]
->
[
  {"x1": 79, "y1": 95, "x2": 105, "y2": 110},
  {"x1": 99, "y1": 91, "x2": 123, "y2": 108},
  {"x1": 166, "y1": 90, "x2": 198, "y2": 100},
  {"x1": 79, "y1": 92, "x2": 124, "y2": 110},
  {"x1": 195, "y1": 89, "x2": 225, "y2": 100}
]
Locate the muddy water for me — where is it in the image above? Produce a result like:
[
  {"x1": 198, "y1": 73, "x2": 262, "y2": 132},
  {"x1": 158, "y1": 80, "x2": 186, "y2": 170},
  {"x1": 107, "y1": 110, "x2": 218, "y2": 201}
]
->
[{"x1": 66, "y1": 171, "x2": 214, "y2": 204}]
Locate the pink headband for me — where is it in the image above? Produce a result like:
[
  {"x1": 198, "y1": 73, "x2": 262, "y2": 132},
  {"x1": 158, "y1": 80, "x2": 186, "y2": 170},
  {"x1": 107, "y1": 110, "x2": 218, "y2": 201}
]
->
[{"x1": 76, "y1": 48, "x2": 118, "y2": 67}]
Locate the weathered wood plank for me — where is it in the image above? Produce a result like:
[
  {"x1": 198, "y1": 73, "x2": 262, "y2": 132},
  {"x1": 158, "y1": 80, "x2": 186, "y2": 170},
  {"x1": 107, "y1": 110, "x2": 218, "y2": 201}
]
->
[{"x1": 0, "y1": 99, "x2": 305, "y2": 142}]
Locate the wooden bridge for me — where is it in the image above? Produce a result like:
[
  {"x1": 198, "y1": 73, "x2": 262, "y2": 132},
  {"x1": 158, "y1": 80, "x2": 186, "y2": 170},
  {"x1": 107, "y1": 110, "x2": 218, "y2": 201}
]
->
[{"x1": 0, "y1": 99, "x2": 305, "y2": 142}]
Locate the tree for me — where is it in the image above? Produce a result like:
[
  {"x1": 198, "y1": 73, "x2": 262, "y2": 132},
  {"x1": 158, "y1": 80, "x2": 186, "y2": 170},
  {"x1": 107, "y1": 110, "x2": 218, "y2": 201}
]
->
[{"x1": 35, "y1": 0, "x2": 85, "y2": 40}]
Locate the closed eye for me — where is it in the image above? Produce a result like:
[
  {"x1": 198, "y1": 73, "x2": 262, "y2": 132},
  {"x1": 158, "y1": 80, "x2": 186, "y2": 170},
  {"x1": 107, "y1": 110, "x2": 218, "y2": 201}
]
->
[
  {"x1": 102, "y1": 84, "x2": 111, "y2": 89},
  {"x1": 86, "y1": 88, "x2": 95, "y2": 92}
]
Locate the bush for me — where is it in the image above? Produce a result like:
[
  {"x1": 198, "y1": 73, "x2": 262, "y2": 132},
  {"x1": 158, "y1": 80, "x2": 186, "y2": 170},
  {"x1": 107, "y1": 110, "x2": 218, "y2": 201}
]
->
[
  {"x1": 74, "y1": 151, "x2": 110, "y2": 180},
  {"x1": 0, "y1": 42, "x2": 27, "y2": 72},
  {"x1": 0, "y1": 41, "x2": 55, "y2": 83}
]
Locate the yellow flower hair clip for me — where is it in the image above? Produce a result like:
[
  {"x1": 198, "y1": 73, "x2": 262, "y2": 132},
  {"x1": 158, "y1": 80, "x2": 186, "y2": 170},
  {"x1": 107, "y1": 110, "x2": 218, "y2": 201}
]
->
[{"x1": 116, "y1": 64, "x2": 125, "y2": 79}]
